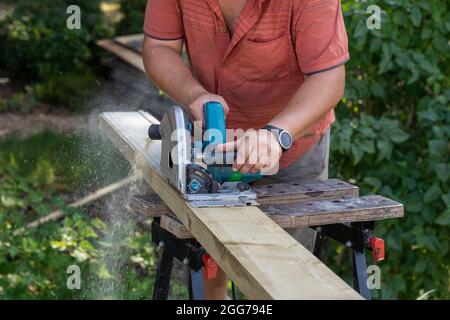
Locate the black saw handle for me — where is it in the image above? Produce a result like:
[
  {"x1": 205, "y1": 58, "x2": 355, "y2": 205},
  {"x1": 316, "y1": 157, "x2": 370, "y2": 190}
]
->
[{"x1": 148, "y1": 124, "x2": 161, "y2": 140}]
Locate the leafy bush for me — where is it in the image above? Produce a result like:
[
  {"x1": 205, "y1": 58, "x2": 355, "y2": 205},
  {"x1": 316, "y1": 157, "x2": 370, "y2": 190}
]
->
[
  {"x1": 0, "y1": 0, "x2": 110, "y2": 80},
  {"x1": 0, "y1": 132, "x2": 186, "y2": 299},
  {"x1": 115, "y1": 0, "x2": 147, "y2": 36},
  {"x1": 328, "y1": 1, "x2": 449, "y2": 299},
  {"x1": 0, "y1": 143, "x2": 102, "y2": 298},
  {"x1": 0, "y1": 0, "x2": 112, "y2": 109},
  {"x1": 31, "y1": 71, "x2": 99, "y2": 111},
  {"x1": 0, "y1": 86, "x2": 37, "y2": 113}
]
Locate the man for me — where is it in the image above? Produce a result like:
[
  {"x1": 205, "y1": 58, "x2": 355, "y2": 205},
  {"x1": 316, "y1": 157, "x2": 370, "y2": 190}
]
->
[{"x1": 142, "y1": 0, "x2": 349, "y2": 299}]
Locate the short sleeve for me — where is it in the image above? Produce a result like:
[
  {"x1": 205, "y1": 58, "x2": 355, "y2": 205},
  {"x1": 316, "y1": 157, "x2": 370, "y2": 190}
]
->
[
  {"x1": 295, "y1": 0, "x2": 349, "y2": 75},
  {"x1": 143, "y1": 0, "x2": 184, "y2": 40}
]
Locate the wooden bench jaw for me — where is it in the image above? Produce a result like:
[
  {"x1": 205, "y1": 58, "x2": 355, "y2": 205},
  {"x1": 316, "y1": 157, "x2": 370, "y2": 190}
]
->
[{"x1": 131, "y1": 192, "x2": 403, "y2": 240}]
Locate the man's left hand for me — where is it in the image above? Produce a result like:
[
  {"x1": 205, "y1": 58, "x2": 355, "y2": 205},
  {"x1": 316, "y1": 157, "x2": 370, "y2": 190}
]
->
[{"x1": 216, "y1": 129, "x2": 282, "y2": 175}]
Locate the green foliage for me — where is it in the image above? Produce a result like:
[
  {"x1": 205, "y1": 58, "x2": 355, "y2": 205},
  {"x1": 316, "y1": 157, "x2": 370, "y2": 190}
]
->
[
  {"x1": 0, "y1": 86, "x2": 37, "y2": 113},
  {"x1": 115, "y1": 0, "x2": 147, "y2": 36},
  {"x1": 0, "y1": 0, "x2": 110, "y2": 80},
  {"x1": 0, "y1": 0, "x2": 112, "y2": 109},
  {"x1": 0, "y1": 132, "x2": 186, "y2": 299},
  {"x1": 31, "y1": 70, "x2": 99, "y2": 111},
  {"x1": 0, "y1": 156, "x2": 101, "y2": 298},
  {"x1": 328, "y1": 1, "x2": 449, "y2": 299}
]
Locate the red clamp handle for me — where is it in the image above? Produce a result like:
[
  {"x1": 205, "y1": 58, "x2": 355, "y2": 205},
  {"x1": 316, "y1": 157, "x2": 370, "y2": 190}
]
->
[
  {"x1": 369, "y1": 237, "x2": 385, "y2": 262},
  {"x1": 202, "y1": 253, "x2": 218, "y2": 280}
]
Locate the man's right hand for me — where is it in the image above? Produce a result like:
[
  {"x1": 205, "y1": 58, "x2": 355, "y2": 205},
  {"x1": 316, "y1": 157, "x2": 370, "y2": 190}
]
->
[
  {"x1": 142, "y1": 36, "x2": 229, "y2": 125},
  {"x1": 187, "y1": 91, "x2": 230, "y2": 125}
]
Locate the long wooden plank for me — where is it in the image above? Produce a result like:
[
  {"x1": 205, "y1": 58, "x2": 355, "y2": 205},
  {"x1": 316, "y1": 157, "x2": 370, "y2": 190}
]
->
[
  {"x1": 99, "y1": 111, "x2": 362, "y2": 300},
  {"x1": 97, "y1": 39, "x2": 145, "y2": 72},
  {"x1": 159, "y1": 195, "x2": 404, "y2": 239},
  {"x1": 114, "y1": 34, "x2": 144, "y2": 53}
]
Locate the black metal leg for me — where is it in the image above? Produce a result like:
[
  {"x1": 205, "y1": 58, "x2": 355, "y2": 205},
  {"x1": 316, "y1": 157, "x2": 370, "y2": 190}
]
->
[
  {"x1": 152, "y1": 248, "x2": 174, "y2": 300},
  {"x1": 231, "y1": 281, "x2": 237, "y2": 300},
  {"x1": 349, "y1": 248, "x2": 371, "y2": 299},
  {"x1": 313, "y1": 231, "x2": 329, "y2": 263},
  {"x1": 188, "y1": 268, "x2": 205, "y2": 300}
]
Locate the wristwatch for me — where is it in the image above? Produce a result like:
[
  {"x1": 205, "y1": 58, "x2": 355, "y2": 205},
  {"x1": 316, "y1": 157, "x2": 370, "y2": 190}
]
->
[{"x1": 262, "y1": 125, "x2": 293, "y2": 152}]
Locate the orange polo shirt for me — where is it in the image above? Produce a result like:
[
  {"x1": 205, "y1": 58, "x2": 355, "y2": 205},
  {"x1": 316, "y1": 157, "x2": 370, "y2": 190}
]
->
[{"x1": 144, "y1": 0, "x2": 349, "y2": 169}]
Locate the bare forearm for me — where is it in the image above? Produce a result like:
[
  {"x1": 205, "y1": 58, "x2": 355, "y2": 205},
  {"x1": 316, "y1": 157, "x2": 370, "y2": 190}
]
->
[
  {"x1": 269, "y1": 66, "x2": 346, "y2": 140},
  {"x1": 142, "y1": 39, "x2": 206, "y2": 107}
]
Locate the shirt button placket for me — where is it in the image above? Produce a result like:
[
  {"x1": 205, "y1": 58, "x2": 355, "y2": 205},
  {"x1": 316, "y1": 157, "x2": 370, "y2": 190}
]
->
[{"x1": 217, "y1": 25, "x2": 228, "y2": 95}]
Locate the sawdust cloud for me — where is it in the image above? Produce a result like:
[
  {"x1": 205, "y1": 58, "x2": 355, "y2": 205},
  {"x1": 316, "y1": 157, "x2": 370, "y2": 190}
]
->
[{"x1": 71, "y1": 67, "x2": 159, "y2": 299}]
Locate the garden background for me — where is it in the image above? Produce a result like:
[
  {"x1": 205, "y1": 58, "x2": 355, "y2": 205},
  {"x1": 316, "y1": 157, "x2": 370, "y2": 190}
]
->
[{"x1": 0, "y1": 0, "x2": 448, "y2": 299}]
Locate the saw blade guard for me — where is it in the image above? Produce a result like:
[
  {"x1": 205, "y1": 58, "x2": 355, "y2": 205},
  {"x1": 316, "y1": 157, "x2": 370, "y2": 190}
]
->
[{"x1": 159, "y1": 106, "x2": 191, "y2": 194}]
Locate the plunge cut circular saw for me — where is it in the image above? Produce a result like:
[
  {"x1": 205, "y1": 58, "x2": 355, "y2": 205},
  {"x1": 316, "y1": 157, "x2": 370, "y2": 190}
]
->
[{"x1": 148, "y1": 102, "x2": 261, "y2": 208}]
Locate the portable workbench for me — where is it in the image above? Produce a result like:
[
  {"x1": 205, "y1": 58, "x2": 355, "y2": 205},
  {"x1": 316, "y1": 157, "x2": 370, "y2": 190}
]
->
[{"x1": 130, "y1": 179, "x2": 403, "y2": 300}]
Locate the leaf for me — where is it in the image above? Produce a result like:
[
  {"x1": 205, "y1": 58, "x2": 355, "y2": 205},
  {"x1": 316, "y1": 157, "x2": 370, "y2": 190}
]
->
[
  {"x1": 8, "y1": 246, "x2": 19, "y2": 258},
  {"x1": 359, "y1": 126, "x2": 376, "y2": 138},
  {"x1": 1, "y1": 195, "x2": 17, "y2": 208},
  {"x1": 407, "y1": 67, "x2": 420, "y2": 84},
  {"x1": 424, "y1": 183, "x2": 442, "y2": 204},
  {"x1": 351, "y1": 144, "x2": 364, "y2": 164},
  {"x1": 393, "y1": 11, "x2": 407, "y2": 26},
  {"x1": 377, "y1": 139, "x2": 393, "y2": 160},
  {"x1": 421, "y1": 28, "x2": 432, "y2": 40},
  {"x1": 414, "y1": 259, "x2": 428, "y2": 273},
  {"x1": 389, "y1": 129, "x2": 409, "y2": 143},
  {"x1": 435, "y1": 212, "x2": 450, "y2": 226},
  {"x1": 417, "y1": 110, "x2": 438, "y2": 122},
  {"x1": 34, "y1": 203, "x2": 51, "y2": 216},
  {"x1": 386, "y1": 234, "x2": 402, "y2": 251},
  {"x1": 442, "y1": 193, "x2": 450, "y2": 207},
  {"x1": 419, "y1": 60, "x2": 436, "y2": 74},
  {"x1": 28, "y1": 190, "x2": 44, "y2": 204},
  {"x1": 434, "y1": 163, "x2": 449, "y2": 182},
  {"x1": 364, "y1": 177, "x2": 382, "y2": 190},
  {"x1": 51, "y1": 197, "x2": 65, "y2": 207},
  {"x1": 359, "y1": 138, "x2": 375, "y2": 154},
  {"x1": 379, "y1": 57, "x2": 393, "y2": 74},
  {"x1": 406, "y1": 194, "x2": 423, "y2": 213},
  {"x1": 410, "y1": 6, "x2": 422, "y2": 26},
  {"x1": 428, "y1": 140, "x2": 448, "y2": 157},
  {"x1": 416, "y1": 235, "x2": 439, "y2": 252},
  {"x1": 371, "y1": 82, "x2": 385, "y2": 98}
]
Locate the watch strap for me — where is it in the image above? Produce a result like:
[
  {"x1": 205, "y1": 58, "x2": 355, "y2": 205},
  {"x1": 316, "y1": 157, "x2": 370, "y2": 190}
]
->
[{"x1": 262, "y1": 125, "x2": 292, "y2": 152}]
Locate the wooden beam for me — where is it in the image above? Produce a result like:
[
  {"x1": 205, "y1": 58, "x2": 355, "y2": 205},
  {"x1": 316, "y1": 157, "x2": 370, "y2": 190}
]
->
[
  {"x1": 97, "y1": 39, "x2": 145, "y2": 73},
  {"x1": 99, "y1": 111, "x2": 362, "y2": 300},
  {"x1": 114, "y1": 34, "x2": 144, "y2": 53}
]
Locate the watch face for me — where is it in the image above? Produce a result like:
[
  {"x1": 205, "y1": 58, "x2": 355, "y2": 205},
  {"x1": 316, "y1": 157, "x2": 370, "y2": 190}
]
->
[{"x1": 279, "y1": 131, "x2": 293, "y2": 150}]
